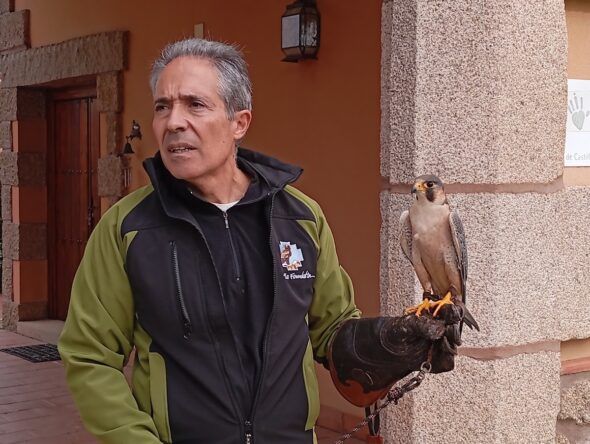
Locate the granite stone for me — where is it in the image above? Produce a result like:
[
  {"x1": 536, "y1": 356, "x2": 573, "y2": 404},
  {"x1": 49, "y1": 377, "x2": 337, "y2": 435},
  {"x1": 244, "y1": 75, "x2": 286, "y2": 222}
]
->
[
  {"x1": 1, "y1": 221, "x2": 46, "y2": 260},
  {"x1": 0, "y1": 88, "x2": 16, "y2": 121},
  {"x1": 0, "y1": 296, "x2": 17, "y2": 330},
  {"x1": 0, "y1": 121, "x2": 12, "y2": 150},
  {"x1": 1, "y1": 258, "x2": 11, "y2": 299},
  {"x1": 0, "y1": 151, "x2": 45, "y2": 187},
  {"x1": 97, "y1": 154, "x2": 125, "y2": 197},
  {"x1": 556, "y1": 420, "x2": 590, "y2": 444},
  {"x1": 104, "y1": 112, "x2": 122, "y2": 155},
  {"x1": 381, "y1": 0, "x2": 567, "y2": 184},
  {"x1": 0, "y1": 88, "x2": 45, "y2": 121},
  {"x1": 0, "y1": 150, "x2": 17, "y2": 185},
  {"x1": 0, "y1": 10, "x2": 29, "y2": 53},
  {"x1": 382, "y1": 352, "x2": 560, "y2": 443},
  {"x1": 559, "y1": 379, "x2": 590, "y2": 425},
  {"x1": 0, "y1": 0, "x2": 14, "y2": 14},
  {"x1": 1, "y1": 185, "x2": 11, "y2": 221},
  {"x1": 0, "y1": 31, "x2": 127, "y2": 88},
  {"x1": 97, "y1": 71, "x2": 122, "y2": 113},
  {"x1": 1, "y1": 220, "x2": 16, "y2": 261}
]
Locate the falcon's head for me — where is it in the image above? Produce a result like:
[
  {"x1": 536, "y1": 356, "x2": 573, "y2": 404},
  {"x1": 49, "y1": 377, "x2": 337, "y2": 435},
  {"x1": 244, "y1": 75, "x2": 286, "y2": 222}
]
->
[{"x1": 411, "y1": 175, "x2": 446, "y2": 205}]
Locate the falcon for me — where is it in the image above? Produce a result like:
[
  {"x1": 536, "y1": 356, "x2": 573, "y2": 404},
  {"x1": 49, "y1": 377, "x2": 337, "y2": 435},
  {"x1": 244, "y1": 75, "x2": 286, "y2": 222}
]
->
[{"x1": 399, "y1": 175, "x2": 479, "y2": 333}]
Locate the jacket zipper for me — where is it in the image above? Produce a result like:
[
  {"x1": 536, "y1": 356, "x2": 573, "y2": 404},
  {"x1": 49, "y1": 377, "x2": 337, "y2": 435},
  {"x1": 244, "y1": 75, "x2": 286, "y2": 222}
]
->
[
  {"x1": 189, "y1": 229, "x2": 250, "y2": 437},
  {"x1": 170, "y1": 241, "x2": 193, "y2": 340},
  {"x1": 245, "y1": 192, "x2": 278, "y2": 442},
  {"x1": 223, "y1": 211, "x2": 241, "y2": 281},
  {"x1": 244, "y1": 420, "x2": 253, "y2": 444}
]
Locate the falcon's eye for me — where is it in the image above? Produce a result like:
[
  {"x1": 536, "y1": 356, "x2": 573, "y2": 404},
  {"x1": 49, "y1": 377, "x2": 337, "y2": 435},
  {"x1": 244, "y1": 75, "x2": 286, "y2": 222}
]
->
[{"x1": 426, "y1": 181, "x2": 434, "y2": 188}]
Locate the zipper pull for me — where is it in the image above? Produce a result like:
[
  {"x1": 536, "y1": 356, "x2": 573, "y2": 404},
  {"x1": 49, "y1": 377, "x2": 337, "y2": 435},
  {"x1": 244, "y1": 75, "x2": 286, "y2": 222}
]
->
[
  {"x1": 223, "y1": 211, "x2": 229, "y2": 229},
  {"x1": 244, "y1": 420, "x2": 253, "y2": 444},
  {"x1": 183, "y1": 321, "x2": 193, "y2": 340}
]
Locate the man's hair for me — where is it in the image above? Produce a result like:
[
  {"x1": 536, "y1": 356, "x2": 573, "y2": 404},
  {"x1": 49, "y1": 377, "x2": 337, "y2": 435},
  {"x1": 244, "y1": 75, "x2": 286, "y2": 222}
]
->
[{"x1": 150, "y1": 38, "x2": 252, "y2": 120}]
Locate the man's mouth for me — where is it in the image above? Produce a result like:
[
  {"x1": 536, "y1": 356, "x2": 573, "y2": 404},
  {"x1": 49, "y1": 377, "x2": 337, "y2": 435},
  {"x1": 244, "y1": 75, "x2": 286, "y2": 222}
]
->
[{"x1": 167, "y1": 143, "x2": 196, "y2": 154}]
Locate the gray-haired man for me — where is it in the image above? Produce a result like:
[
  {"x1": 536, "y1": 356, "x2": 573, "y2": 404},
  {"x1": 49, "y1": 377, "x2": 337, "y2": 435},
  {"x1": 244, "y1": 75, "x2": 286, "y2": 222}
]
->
[{"x1": 59, "y1": 38, "x2": 459, "y2": 443}]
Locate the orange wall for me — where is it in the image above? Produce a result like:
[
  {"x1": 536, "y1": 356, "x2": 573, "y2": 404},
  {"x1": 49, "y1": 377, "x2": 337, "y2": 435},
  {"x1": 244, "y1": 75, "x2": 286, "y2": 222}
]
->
[
  {"x1": 563, "y1": 0, "x2": 590, "y2": 361},
  {"x1": 17, "y1": 0, "x2": 381, "y2": 416}
]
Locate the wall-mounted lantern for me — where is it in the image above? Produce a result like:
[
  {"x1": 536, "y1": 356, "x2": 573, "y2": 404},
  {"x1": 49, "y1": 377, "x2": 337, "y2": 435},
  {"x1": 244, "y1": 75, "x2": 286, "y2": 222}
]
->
[
  {"x1": 281, "y1": 0, "x2": 320, "y2": 62},
  {"x1": 122, "y1": 120, "x2": 142, "y2": 155}
]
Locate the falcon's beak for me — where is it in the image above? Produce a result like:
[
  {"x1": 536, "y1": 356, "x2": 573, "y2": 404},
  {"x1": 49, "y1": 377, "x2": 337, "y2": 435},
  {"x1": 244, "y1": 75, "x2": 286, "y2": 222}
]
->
[{"x1": 412, "y1": 182, "x2": 425, "y2": 193}]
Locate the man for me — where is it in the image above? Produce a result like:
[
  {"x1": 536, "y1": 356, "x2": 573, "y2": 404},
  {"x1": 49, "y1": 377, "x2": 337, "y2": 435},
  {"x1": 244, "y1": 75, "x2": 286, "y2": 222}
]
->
[{"x1": 59, "y1": 38, "x2": 459, "y2": 443}]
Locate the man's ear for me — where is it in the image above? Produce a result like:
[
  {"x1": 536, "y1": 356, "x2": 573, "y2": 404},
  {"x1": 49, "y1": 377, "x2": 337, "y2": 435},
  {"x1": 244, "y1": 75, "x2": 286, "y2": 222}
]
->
[{"x1": 233, "y1": 109, "x2": 252, "y2": 141}]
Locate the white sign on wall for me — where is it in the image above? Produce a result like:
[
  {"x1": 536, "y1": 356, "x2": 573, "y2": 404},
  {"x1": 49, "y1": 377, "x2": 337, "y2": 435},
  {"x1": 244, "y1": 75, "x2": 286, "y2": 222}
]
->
[{"x1": 565, "y1": 79, "x2": 590, "y2": 166}]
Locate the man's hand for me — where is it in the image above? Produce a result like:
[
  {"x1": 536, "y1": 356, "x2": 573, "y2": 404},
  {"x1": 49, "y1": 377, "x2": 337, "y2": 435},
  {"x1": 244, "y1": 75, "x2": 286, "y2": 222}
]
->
[{"x1": 327, "y1": 305, "x2": 462, "y2": 407}]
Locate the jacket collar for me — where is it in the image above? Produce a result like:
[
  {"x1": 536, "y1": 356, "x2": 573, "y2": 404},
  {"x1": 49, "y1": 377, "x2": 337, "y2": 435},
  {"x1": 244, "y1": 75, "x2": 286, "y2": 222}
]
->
[
  {"x1": 142, "y1": 147, "x2": 303, "y2": 224},
  {"x1": 236, "y1": 147, "x2": 302, "y2": 191}
]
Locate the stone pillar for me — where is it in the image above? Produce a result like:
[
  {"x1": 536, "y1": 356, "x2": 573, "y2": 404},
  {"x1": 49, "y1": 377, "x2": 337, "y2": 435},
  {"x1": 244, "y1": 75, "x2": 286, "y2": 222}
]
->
[
  {"x1": 0, "y1": 86, "x2": 48, "y2": 325},
  {"x1": 558, "y1": 371, "x2": 590, "y2": 443},
  {"x1": 380, "y1": 1, "x2": 588, "y2": 442}
]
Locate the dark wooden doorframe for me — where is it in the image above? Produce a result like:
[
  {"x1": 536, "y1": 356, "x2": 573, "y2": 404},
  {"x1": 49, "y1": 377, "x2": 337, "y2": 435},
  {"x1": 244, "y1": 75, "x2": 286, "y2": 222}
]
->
[{"x1": 47, "y1": 84, "x2": 100, "y2": 320}]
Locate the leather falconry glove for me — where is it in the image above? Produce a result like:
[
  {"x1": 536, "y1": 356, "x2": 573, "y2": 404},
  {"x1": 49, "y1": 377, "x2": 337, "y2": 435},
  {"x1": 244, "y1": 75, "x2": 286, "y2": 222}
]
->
[{"x1": 327, "y1": 304, "x2": 462, "y2": 407}]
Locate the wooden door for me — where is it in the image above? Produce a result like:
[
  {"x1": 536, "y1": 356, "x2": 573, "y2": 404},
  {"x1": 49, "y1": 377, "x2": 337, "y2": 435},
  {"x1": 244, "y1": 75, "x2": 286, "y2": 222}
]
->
[{"x1": 48, "y1": 86, "x2": 100, "y2": 320}]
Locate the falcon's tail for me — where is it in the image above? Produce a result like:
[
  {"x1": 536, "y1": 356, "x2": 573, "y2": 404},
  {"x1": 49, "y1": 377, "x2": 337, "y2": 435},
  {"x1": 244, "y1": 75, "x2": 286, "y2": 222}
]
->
[{"x1": 461, "y1": 305, "x2": 480, "y2": 332}]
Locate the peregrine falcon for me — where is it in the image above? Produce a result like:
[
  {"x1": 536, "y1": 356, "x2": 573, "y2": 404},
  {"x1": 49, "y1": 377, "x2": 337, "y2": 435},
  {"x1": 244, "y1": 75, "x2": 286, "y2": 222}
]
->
[{"x1": 399, "y1": 175, "x2": 479, "y2": 332}]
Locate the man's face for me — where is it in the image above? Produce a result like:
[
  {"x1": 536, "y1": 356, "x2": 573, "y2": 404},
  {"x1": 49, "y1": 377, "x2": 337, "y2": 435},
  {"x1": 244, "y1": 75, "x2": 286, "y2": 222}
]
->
[{"x1": 152, "y1": 56, "x2": 250, "y2": 184}]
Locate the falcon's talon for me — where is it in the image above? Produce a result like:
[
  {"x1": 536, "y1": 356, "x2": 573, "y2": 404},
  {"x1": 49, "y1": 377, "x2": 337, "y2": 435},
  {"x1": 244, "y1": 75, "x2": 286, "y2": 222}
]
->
[
  {"x1": 431, "y1": 292, "x2": 454, "y2": 318},
  {"x1": 405, "y1": 298, "x2": 432, "y2": 317}
]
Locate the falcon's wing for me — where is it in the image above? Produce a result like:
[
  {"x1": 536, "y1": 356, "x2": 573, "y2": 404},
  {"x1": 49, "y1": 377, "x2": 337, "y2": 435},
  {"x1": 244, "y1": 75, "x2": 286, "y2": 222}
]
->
[
  {"x1": 449, "y1": 210, "x2": 479, "y2": 331},
  {"x1": 448, "y1": 210, "x2": 467, "y2": 302},
  {"x1": 399, "y1": 210, "x2": 413, "y2": 263}
]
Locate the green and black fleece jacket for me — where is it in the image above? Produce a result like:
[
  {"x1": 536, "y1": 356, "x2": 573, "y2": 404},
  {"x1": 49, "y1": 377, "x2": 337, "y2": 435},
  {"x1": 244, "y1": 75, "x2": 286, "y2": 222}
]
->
[{"x1": 58, "y1": 148, "x2": 360, "y2": 443}]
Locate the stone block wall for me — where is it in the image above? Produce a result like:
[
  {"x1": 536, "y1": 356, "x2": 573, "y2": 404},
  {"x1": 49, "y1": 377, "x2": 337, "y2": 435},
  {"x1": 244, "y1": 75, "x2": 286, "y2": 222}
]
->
[
  {"x1": 557, "y1": 371, "x2": 590, "y2": 443},
  {"x1": 0, "y1": 25, "x2": 127, "y2": 327},
  {"x1": 0, "y1": 0, "x2": 14, "y2": 14},
  {"x1": 0, "y1": 2, "x2": 24, "y2": 327},
  {"x1": 0, "y1": 9, "x2": 29, "y2": 53},
  {"x1": 381, "y1": 0, "x2": 567, "y2": 185},
  {"x1": 384, "y1": 353, "x2": 560, "y2": 443},
  {"x1": 0, "y1": 32, "x2": 127, "y2": 88},
  {"x1": 380, "y1": 0, "x2": 582, "y2": 442}
]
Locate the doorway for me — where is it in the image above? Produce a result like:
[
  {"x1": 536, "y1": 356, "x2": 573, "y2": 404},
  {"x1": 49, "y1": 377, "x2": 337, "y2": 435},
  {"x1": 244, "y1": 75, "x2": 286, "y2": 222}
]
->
[{"x1": 47, "y1": 85, "x2": 100, "y2": 320}]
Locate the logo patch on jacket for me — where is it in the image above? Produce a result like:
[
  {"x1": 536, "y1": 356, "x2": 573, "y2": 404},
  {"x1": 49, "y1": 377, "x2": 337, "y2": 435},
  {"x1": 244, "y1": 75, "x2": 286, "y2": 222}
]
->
[
  {"x1": 279, "y1": 241, "x2": 315, "y2": 280},
  {"x1": 279, "y1": 241, "x2": 304, "y2": 270}
]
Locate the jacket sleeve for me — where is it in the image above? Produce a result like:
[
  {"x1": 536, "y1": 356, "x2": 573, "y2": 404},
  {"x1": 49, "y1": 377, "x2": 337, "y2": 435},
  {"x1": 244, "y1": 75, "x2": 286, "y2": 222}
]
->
[
  {"x1": 57, "y1": 205, "x2": 161, "y2": 444},
  {"x1": 306, "y1": 204, "x2": 362, "y2": 364}
]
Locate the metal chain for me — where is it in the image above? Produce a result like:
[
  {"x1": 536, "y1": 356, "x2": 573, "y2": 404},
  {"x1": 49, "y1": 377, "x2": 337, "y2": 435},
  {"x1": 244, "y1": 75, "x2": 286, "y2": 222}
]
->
[{"x1": 334, "y1": 361, "x2": 432, "y2": 444}]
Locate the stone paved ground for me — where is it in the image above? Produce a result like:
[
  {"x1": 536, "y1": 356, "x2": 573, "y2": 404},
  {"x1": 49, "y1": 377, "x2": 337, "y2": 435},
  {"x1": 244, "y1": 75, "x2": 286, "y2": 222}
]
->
[
  {"x1": 0, "y1": 330, "x2": 363, "y2": 443},
  {"x1": 0, "y1": 330, "x2": 95, "y2": 444}
]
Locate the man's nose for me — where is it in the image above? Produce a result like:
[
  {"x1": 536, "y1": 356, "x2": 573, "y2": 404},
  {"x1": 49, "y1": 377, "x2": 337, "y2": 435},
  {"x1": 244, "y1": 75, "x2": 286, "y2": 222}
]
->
[{"x1": 166, "y1": 104, "x2": 188, "y2": 132}]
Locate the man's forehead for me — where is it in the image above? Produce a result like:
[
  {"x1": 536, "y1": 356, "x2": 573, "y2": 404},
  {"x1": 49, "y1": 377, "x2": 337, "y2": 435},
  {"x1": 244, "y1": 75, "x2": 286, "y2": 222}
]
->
[
  {"x1": 158, "y1": 57, "x2": 217, "y2": 83},
  {"x1": 154, "y1": 57, "x2": 219, "y2": 99}
]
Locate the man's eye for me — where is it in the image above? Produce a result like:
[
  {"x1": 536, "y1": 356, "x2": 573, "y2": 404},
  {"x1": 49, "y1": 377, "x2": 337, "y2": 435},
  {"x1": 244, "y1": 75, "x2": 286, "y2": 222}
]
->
[
  {"x1": 426, "y1": 181, "x2": 434, "y2": 188},
  {"x1": 190, "y1": 101, "x2": 203, "y2": 108},
  {"x1": 154, "y1": 104, "x2": 167, "y2": 112}
]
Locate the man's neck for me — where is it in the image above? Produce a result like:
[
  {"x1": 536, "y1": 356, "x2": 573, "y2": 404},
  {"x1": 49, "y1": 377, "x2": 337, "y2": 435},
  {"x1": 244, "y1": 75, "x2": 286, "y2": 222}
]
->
[{"x1": 188, "y1": 163, "x2": 251, "y2": 204}]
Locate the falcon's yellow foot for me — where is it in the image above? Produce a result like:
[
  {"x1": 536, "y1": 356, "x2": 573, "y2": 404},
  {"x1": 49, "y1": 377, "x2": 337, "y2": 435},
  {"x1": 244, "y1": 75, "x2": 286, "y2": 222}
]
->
[
  {"x1": 405, "y1": 298, "x2": 432, "y2": 317},
  {"x1": 431, "y1": 292, "x2": 454, "y2": 317}
]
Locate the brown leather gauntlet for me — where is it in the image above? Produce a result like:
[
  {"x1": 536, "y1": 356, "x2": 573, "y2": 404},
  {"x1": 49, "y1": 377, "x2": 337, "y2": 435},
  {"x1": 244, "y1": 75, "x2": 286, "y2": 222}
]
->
[{"x1": 327, "y1": 307, "x2": 461, "y2": 407}]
